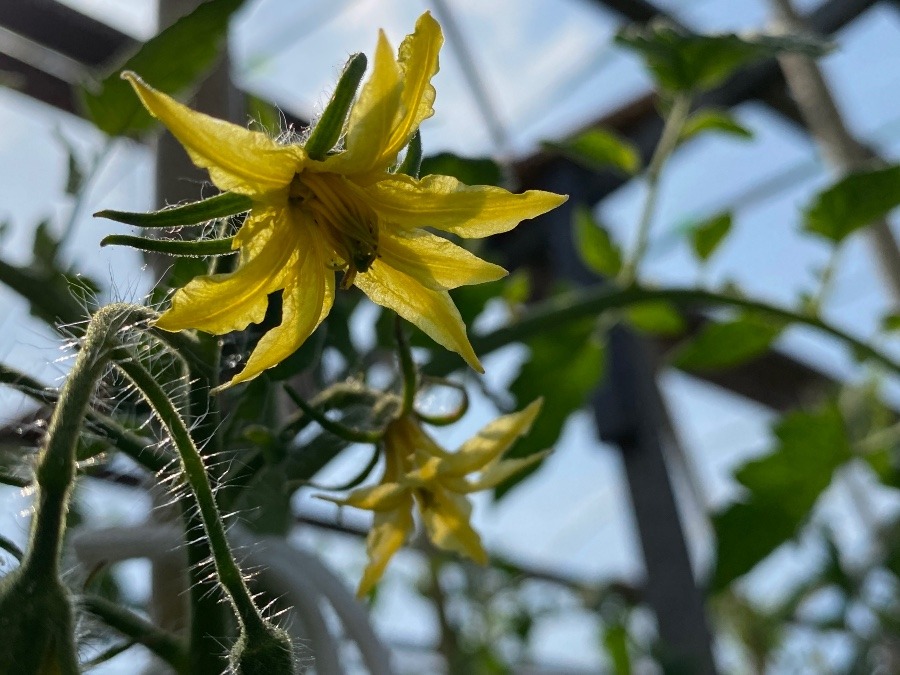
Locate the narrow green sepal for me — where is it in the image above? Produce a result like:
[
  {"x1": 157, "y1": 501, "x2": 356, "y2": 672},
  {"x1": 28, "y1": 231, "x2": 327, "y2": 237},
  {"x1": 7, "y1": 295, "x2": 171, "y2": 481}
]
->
[
  {"x1": 101, "y1": 234, "x2": 236, "y2": 256},
  {"x1": 305, "y1": 52, "x2": 368, "y2": 161},
  {"x1": 94, "y1": 191, "x2": 252, "y2": 228},
  {"x1": 397, "y1": 129, "x2": 423, "y2": 178}
]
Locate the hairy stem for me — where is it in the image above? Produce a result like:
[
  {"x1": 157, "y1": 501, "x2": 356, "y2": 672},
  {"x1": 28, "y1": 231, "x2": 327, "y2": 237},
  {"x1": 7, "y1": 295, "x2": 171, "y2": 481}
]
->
[{"x1": 112, "y1": 351, "x2": 279, "y2": 642}]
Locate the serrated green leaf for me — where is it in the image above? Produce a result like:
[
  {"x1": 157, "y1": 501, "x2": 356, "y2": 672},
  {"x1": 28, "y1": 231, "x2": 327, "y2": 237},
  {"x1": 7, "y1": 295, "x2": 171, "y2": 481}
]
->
[
  {"x1": 625, "y1": 301, "x2": 685, "y2": 336},
  {"x1": 95, "y1": 191, "x2": 252, "y2": 228},
  {"x1": 573, "y1": 206, "x2": 622, "y2": 277},
  {"x1": 80, "y1": 0, "x2": 247, "y2": 136},
  {"x1": 545, "y1": 129, "x2": 641, "y2": 175},
  {"x1": 712, "y1": 405, "x2": 851, "y2": 590},
  {"x1": 499, "y1": 319, "x2": 606, "y2": 497},
  {"x1": 673, "y1": 314, "x2": 781, "y2": 371},
  {"x1": 690, "y1": 212, "x2": 733, "y2": 261},
  {"x1": 616, "y1": 21, "x2": 831, "y2": 93},
  {"x1": 804, "y1": 165, "x2": 900, "y2": 243},
  {"x1": 680, "y1": 109, "x2": 753, "y2": 143},
  {"x1": 420, "y1": 153, "x2": 503, "y2": 187}
]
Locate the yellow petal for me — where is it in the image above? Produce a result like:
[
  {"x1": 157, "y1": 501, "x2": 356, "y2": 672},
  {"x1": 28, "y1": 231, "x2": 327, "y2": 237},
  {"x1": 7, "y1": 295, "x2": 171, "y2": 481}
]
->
[
  {"x1": 378, "y1": 12, "x2": 442, "y2": 166},
  {"x1": 459, "y1": 451, "x2": 551, "y2": 493},
  {"x1": 123, "y1": 72, "x2": 300, "y2": 195},
  {"x1": 155, "y1": 208, "x2": 295, "y2": 335},
  {"x1": 226, "y1": 224, "x2": 335, "y2": 386},
  {"x1": 357, "y1": 507, "x2": 415, "y2": 597},
  {"x1": 418, "y1": 487, "x2": 487, "y2": 564},
  {"x1": 354, "y1": 262, "x2": 483, "y2": 372},
  {"x1": 318, "y1": 482, "x2": 409, "y2": 512},
  {"x1": 331, "y1": 31, "x2": 402, "y2": 175},
  {"x1": 443, "y1": 400, "x2": 543, "y2": 477},
  {"x1": 365, "y1": 174, "x2": 568, "y2": 238},
  {"x1": 378, "y1": 229, "x2": 507, "y2": 291}
]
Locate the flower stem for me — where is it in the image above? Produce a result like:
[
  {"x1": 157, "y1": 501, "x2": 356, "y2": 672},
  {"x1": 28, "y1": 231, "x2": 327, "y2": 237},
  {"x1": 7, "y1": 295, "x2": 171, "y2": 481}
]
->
[
  {"x1": 620, "y1": 94, "x2": 692, "y2": 285},
  {"x1": 0, "y1": 303, "x2": 150, "y2": 675},
  {"x1": 396, "y1": 315, "x2": 417, "y2": 416},
  {"x1": 112, "y1": 351, "x2": 292, "y2": 666}
]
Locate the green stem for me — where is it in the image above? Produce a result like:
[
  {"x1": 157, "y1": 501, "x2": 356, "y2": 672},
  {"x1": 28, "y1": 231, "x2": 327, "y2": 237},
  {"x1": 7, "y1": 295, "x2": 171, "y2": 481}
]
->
[
  {"x1": 80, "y1": 595, "x2": 189, "y2": 673},
  {"x1": 21, "y1": 304, "x2": 145, "y2": 580},
  {"x1": 283, "y1": 384, "x2": 383, "y2": 444},
  {"x1": 396, "y1": 315, "x2": 417, "y2": 416},
  {"x1": 620, "y1": 94, "x2": 693, "y2": 284},
  {"x1": 449, "y1": 284, "x2": 900, "y2": 377},
  {"x1": 112, "y1": 351, "x2": 273, "y2": 638}
]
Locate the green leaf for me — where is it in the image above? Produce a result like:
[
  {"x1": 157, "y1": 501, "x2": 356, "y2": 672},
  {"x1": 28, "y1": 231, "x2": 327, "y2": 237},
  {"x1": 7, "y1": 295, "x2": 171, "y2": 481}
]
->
[
  {"x1": 544, "y1": 129, "x2": 640, "y2": 174},
  {"x1": 573, "y1": 206, "x2": 622, "y2": 277},
  {"x1": 804, "y1": 165, "x2": 900, "y2": 243},
  {"x1": 100, "y1": 234, "x2": 236, "y2": 256},
  {"x1": 625, "y1": 301, "x2": 685, "y2": 336},
  {"x1": 420, "y1": 153, "x2": 503, "y2": 187},
  {"x1": 882, "y1": 313, "x2": 900, "y2": 333},
  {"x1": 500, "y1": 319, "x2": 606, "y2": 497},
  {"x1": 80, "y1": 0, "x2": 247, "y2": 136},
  {"x1": 32, "y1": 220, "x2": 60, "y2": 267},
  {"x1": 95, "y1": 192, "x2": 252, "y2": 228},
  {"x1": 712, "y1": 405, "x2": 851, "y2": 590},
  {"x1": 680, "y1": 109, "x2": 753, "y2": 143},
  {"x1": 672, "y1": 314, "x2": 781, "y2": 371},
  {"x1": 616, "y1": 21, "x2": 831, "y2": 93},
  {"x1": 690, "y1": 212, "x2": 733, "y2": 261}
]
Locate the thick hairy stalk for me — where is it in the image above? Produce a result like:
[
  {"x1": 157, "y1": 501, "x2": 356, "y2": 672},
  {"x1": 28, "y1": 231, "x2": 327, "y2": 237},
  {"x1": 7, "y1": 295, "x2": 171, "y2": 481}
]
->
[{"x1": 0, "y1": 303, "x2": 152, "y2": 675}]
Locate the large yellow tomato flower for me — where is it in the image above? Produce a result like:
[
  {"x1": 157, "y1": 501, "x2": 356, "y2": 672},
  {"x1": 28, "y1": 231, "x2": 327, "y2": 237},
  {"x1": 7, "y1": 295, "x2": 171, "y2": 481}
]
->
[
  {"x1": 322, "y1": 400, "x2": 544, "y2": 597},
  {"x1": 124, "y1": 12, "x2": 566, "y2": 386}
]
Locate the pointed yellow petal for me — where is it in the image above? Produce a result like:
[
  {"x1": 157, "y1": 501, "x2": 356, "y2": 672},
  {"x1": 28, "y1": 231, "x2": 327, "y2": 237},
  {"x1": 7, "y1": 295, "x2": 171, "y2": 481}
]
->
[
  {"x1": 354, "y1": 262, "x2": 483, "y2": 372},
  {"x1": 154, "y1": 208, "x2": 295, "y2": 335},
  {"x1": 460, "y1": 451, "x2": 551, "y2": 492},
  {"x1": 318, "y1": 482, "x2": 409, "y2": 512},
  {"x1": 365, "y1": 174, "x2": 568, "y2": 238},
  {"x1": 443, "y1": 400, "x2": 543, "y2": 477},
  {"x1": 379, "y1": 12, "x2": 442, "y2": 165},
  {"x1": 226, "y1": 225, "x2": 335, "y2": 386},
  {"x1": 378, "y1": 230, "x2": 507, "y2": 291},
  {"x1": 123, "y1": 72, "x2": 300, "y2": 195},
  {"x1": 418, "y1": 488, "x2": 487, "y2": 564},
  {"x1": 331, "y1": 32, "x2": 402, "y2": 175},
  {"x1": 357, "y1": 507, "x2": 415, "y2": 597}
]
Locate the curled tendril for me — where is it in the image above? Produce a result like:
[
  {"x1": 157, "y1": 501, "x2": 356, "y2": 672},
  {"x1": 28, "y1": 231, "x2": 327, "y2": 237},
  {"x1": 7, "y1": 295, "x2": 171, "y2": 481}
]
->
[{"x1": 414, "y1": 376, "x2": 470, "y2": 426}]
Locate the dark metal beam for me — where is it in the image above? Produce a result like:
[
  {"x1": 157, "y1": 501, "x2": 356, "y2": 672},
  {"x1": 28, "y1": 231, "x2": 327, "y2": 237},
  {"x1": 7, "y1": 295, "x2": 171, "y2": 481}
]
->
[{"x1": 0, "y1": 0, "x2": 135, "y2": 69}]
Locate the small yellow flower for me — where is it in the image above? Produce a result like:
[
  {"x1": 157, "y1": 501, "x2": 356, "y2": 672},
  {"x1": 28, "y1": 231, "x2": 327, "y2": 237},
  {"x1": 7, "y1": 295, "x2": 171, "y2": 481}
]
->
[
  {"x1": 323, "y1": 399, "x2": 544, "y2": 597},
  {"x1": 124, "y1": 12, "x2": 566, "y2": 386}
]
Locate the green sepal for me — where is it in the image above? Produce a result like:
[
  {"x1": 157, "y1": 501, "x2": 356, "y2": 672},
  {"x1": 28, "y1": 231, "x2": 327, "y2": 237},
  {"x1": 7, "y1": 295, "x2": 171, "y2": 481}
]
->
[
  {"x1": 94, "y1": 191, "x2": 251, "y2": 228},
  {"x1": 305, "y1": 52, "x2": 368, "y2": 161},
  {"x1": 101, "y1": 234, "x2": 236, "y2": 256},
  {"x1": 397, "y1": 129, "x2": 423, "y2": 178}
]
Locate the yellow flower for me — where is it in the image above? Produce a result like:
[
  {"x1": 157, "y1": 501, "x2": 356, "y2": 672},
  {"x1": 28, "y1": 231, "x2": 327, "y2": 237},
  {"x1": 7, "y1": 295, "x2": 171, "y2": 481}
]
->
[
  {"x1": 323, "y1": 399, "x2": 544, "y2": 597},
  {"x1": 124, "y1": 12, "x2": 566, "y2": 386}
]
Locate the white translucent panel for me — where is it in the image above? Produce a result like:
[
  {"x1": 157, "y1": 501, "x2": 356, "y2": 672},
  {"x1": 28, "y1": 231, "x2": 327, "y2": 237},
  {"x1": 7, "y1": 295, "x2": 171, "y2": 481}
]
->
[{"x1": 57, "y1": 0, "x2": 158, "y2": 39}]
